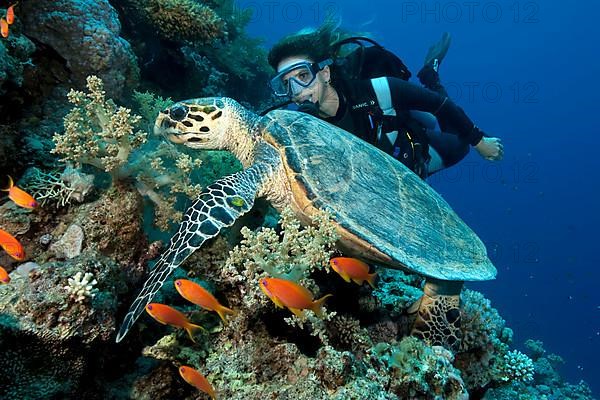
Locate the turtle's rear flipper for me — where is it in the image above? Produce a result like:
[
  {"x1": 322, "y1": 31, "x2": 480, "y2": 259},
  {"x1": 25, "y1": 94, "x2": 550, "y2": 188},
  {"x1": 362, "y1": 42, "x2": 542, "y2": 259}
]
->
[
  {"x1": 116, "y1": 163, "x2": 270, "y2": 343},
  {"x1": 409, "y1": 279, "x2": 463, "y2": 352}
]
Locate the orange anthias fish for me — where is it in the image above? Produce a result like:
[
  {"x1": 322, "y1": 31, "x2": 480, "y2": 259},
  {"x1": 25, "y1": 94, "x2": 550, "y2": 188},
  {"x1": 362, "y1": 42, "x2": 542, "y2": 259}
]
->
[
  {"x1": 175, "y1": 279, "x2": 235, "y2": 325},
  {"x1": 0, "y1": 266, "x2": 10, "y2": 284},
  {"x1": 0, "y1": 18, "x2": 7, "y2": 38},
  {"x1": 145, "y1": 303, "x2": 205, "y2": 342},
  {"x1": 329, "y1": 257, "x2": 377, "y2": 288},
  {"x1": 0, "y1": 228, "x2": 25, "y2": 260},
  {"x1": 178, "y1": 365, "x2": 216, "y2": 399},
  {"x1": 1, "y1": 176, "x2": 38, "y2": 209},
  {"x1": 259, "y1": 277, "x2": 332, "y2": 319},
  {"x1": 6, "y1": 4, "x2": 16, "y2": 25}
]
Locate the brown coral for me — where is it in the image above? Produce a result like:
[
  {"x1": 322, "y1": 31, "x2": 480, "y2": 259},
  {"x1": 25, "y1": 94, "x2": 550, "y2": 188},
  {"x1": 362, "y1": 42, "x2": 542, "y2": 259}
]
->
[
  {"x1": 129, "y1": 0, "x2": 225, "y2": 43},
  {"x1": 74, "y1": 184, "x2": 145, "y2": 268}
]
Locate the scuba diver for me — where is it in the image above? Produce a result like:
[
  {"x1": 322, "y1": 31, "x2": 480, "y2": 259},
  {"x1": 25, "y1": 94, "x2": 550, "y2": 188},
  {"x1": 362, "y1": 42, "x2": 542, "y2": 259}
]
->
[{"x1": 267, "y1": 21, "x2": 503, "y2": 178}]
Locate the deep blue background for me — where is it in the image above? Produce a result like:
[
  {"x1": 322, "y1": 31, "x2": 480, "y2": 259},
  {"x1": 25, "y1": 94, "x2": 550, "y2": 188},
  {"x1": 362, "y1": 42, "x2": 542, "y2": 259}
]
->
[{"x1": 237, "y1": 0, "x2": 599, "y2": 394}]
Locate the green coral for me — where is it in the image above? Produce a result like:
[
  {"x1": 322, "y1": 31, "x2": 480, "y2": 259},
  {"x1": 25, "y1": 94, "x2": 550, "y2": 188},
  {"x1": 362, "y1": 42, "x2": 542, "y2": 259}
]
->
[{"x1": 132, "y1": 90, "x2": 174, "y2": 132}]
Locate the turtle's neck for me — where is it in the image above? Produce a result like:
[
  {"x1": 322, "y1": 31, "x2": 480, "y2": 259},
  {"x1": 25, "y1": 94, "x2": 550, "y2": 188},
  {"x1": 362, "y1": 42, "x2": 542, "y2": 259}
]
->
[{"x1": 225, "y1": 106, "x2": 261, "y2": 168}]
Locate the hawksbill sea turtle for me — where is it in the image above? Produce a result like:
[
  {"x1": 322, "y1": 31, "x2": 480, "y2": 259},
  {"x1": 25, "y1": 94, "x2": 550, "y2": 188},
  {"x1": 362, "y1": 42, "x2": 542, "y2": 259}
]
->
[{"x1": 115, "y1": 97, "x2": 496, "y2": 349}]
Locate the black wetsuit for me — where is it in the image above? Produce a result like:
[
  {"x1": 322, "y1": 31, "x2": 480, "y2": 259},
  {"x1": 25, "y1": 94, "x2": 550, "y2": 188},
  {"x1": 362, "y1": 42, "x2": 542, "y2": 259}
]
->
[{"x1": 319, "y1": 77, "x2": 485, "y2": 176}]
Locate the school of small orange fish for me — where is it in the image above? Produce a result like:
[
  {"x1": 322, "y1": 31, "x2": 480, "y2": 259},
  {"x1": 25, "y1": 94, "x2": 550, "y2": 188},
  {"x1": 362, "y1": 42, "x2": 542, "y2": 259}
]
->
[{"x1": 0, "y1": 174, "x2": 378, "y2": 398}]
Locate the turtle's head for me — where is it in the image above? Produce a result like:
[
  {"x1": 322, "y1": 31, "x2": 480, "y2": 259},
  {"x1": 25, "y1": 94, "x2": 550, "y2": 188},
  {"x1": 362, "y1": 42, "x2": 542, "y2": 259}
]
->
[{"x1": 154, "y1": 97, "x2": 257, "y2": 151}]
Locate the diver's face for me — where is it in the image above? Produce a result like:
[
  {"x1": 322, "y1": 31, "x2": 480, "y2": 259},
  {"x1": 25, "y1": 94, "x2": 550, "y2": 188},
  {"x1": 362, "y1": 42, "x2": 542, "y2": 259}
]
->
[{"x1": 277, "y1": 56, "x2": 331, "y2": 105}]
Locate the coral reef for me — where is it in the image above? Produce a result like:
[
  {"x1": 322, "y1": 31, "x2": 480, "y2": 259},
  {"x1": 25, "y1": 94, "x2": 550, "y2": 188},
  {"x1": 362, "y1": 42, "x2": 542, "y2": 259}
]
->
[
  {"x1": 21, "y1": 166, "x2": 95, "y2": 208},
  {"x1": 64, "y1": 271, "x2": 99, "y2": 303},
  {"x1": 114, "y1": 0, "x2": 271, "y2": 105},
  {"x1": 375, "y1": 338, "x2": 469, "y2": 399},
  {"x1": 51, "y1": 76, "x2": 204, "y2": 230},
  {"x1": 126, "y1": 206, "x2": 596, "y2": 400},
  {"x1": 0, "y1": 25, "x2": 35, "y2": 96},
  {"x1": 71, "y1": 184, "x2": 146, "y2": 267},
  {"x1": 128, "y1": 211, "x2": 464, "y2": 399},
  {"x1": 125, "y1": 0, "x2": 226, "y2": 43},
  {"x1": 0, "y1": 11, "x2": 36, "y2": 148},
  {"x1": 18, "y1": 0, "x2": 139, "y2": 98},
  {"x1": 454, "y1": 288, "x2": 516, "y2": 391},
  {"x1": 0, "y1": 198, "x2": 595, "y2": 399},
  {"x1": 0, "y1": 251, "x2": 125, "y2": 342},
  {"x1": 485, "y1": 341, "x2": 594, "y2": 399},
  {"x1": 51, "y1": 75, "x2": 147, "y2": 177},
  {"x1": 0, "y1": 251, "x2": 127, "y2": 399},
  {"x1": 0, "y1": 4, "x2": 594, "y2": 398}
]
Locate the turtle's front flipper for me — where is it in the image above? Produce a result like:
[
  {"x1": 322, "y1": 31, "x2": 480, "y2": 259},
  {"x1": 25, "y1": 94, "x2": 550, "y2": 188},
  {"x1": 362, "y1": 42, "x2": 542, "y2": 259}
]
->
[
  {"x1": 116, "y1": 164, "x2": 269, "y2": 343},
  {"x1": 409, "y1": 279, "x2": 463, "y2": 351}
]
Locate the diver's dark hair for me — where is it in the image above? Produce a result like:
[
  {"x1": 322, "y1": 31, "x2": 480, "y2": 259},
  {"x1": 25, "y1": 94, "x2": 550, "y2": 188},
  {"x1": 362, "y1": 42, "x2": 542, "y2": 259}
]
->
[{"x1": 268, "y1": 17, "x2": 346, "y2": 69}]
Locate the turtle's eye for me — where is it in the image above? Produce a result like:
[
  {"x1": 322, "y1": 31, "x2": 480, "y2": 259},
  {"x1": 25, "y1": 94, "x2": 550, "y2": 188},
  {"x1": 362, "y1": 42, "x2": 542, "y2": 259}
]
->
[{"x1": 170, "y1": 105, "x2": 188, "y2": 121}]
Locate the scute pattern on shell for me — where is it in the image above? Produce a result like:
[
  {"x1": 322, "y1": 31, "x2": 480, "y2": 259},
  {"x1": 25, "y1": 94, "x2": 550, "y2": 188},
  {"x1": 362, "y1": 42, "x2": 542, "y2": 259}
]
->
[{"x1": 261, "y1": 110, "x2": 495, "y2": 282}]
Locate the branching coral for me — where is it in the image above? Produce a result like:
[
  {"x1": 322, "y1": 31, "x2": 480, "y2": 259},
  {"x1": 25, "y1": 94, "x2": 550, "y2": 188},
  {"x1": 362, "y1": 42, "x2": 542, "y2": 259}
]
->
[
  {"x1": 132, "y1": 90, "x2": 174, "y2": 132},
  {"x1": 52, "y1": 75, "x2": 147, "y2": 178},
  {"x1": 64, "y1": 271, "x2": 99, "y2": 303},
  {"x1": 225, "y1": 207, "x2": 339, "y2": 282},
  {"x1": 23, "y1": 166, "x2": 94, "y2": 208},
  {"x1": 51, "y1": 76, "x2": 205, "y2": 230},
  {"x1": 325, "y1": 314, "x2": 371, "y2": 352},
  {"x1": 485, "y1": 340, "x2": 594, "y2": 400},
  {"x1": 500, "y1": 350, "x2": 534, "y2": 383}
]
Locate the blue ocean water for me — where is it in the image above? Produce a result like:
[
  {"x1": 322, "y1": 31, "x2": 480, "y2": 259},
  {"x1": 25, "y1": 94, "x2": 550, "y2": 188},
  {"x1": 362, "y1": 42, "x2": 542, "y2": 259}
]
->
[{"x1": 240, "y1": 0, "x2": 600, "y2": 394}]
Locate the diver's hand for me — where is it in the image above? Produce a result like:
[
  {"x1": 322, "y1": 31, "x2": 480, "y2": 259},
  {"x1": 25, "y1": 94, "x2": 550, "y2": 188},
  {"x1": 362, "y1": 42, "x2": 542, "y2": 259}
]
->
[{"x1": 475, "y1": 136, "x2": 504, "y2": 161}]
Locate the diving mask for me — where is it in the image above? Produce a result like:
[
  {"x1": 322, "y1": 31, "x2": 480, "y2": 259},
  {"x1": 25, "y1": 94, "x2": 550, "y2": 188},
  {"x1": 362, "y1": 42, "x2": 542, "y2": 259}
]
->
[{"x1": 269, "y1": 59, "x2": 333, "y2": 98}]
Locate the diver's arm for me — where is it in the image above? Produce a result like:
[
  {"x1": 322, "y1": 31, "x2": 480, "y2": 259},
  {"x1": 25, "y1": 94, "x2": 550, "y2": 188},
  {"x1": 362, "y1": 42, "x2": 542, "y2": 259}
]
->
[{"x1": 387, "y1": 77, "x2": 484, "y2": 146}]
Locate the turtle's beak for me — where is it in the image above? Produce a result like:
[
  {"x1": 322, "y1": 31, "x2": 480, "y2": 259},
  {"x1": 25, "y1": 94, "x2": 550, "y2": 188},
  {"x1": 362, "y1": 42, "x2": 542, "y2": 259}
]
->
[
  {"x1": 165, "y1": 133, "x2": 187, "y2": 144},
  {"x1": 154, "y1": 111, "x2": 179, "y2": 138}
]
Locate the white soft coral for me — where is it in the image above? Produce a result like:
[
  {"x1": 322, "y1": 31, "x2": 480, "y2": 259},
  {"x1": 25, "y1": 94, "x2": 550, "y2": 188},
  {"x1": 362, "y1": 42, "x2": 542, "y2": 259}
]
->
[{"x1": 64, "y1": 271, "x2": 99, "y2": 303}]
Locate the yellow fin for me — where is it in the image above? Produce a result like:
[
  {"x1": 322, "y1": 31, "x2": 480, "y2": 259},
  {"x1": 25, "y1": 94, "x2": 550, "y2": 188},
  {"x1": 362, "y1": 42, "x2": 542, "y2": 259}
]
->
[
  {"x1": 215, "y1": 305, "x2": 236, "y2": 325},
  {"x1": 351, "y1": 278, "x2": 364, "y2": 286},
  {"x1": 366, "y1": 272, "x2": 378, "y2": 289},
  {"x1": 185, "y1": 322, "x2": 206, "y2": 343},
  {"x1": 1, "y1": 175, "x2": 13, "y2": 192},
  {"x1": 288, "y1": 307, "x2": 306, "y2": 320},
  {"x1": 310, "y1": 294, "x2": 333, "y2": 318}
]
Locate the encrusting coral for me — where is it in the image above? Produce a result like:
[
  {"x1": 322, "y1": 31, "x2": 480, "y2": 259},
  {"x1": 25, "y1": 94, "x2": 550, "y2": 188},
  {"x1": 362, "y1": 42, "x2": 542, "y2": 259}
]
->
[
  {"x1": 17, "y1": 0, "x2": 139, "y2": 98},
  {"x1": 0, "y1": 251, "x2": 128, "y2": 399}
]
